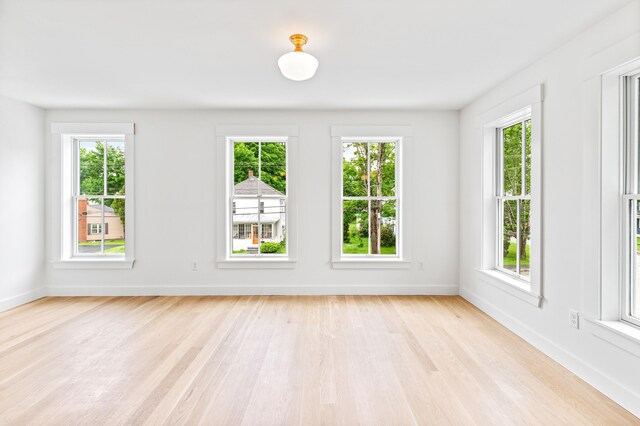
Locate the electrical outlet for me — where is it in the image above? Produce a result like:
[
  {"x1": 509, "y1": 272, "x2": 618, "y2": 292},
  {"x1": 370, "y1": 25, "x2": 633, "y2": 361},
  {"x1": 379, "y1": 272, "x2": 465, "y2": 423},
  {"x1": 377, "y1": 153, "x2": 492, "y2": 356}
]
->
[
  {"x1": 191, "y1": 261, "x2": 199, "y2": 271},
  {"x1": 418, "y1": 261, "x2": 424, "y2": 270},
  {"x1": 569, "y1": 310, "x2": 579, "y2": 329}
]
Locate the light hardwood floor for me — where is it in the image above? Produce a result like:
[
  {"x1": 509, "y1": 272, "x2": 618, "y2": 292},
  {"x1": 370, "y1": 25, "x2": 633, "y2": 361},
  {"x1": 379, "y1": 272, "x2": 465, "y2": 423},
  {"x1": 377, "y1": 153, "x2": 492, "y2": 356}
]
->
[{"x1": 0, "y1": 296, "x2": 636, "y2": 425}]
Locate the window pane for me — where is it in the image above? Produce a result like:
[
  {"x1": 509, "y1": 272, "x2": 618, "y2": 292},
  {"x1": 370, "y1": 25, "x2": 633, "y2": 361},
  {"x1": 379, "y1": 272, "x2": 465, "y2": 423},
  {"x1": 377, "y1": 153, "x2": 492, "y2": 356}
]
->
[
  {"x1": 260, "y1": 199, "x2": 286, "y2": 255},
  {"x1": 502, "y1": 122, "x2": 523, "y2": 196},
  {"x1": 343, "y1": 200, "x2": 368, "y2": 254},
  {"x1": 104, "y1": 198, "x2": 125, "y2": 255},
  {"x1": 519, "y1": 199, "x2": 531, "y2": 277},
  {"x1": 524, "y1": 120, "x2": 531, "y2": 195},
  {"x1": 232, "y1": 198, "x2": 258, "y2": 255},
  {"x1": 343, "y1": 143, "x2": 368, "y2": 197},
  {"x1": 370, "y1": 200, "x2": 397, "y2": 255},
  {"x1": 106, "y1": 140, "x2": 125, "y2": 196},
  {"x1": 499, "y1": 199, "x2": 518, "y2": 272},
  {"x1": 260, "y1": 142, "x2": 287, "y2": 196},
  {"x1": 370, "y1": 142, "x2": 396, "y2": 197},
  {"x1": 77, "y1": 198, "x2": 103, "y2": 254},
  {"x1": 79, "y1": 140, "x2": 104, "y2": 196},
  {"x1": 233, "y1": 142, "x2": 259, "y2": 193}
]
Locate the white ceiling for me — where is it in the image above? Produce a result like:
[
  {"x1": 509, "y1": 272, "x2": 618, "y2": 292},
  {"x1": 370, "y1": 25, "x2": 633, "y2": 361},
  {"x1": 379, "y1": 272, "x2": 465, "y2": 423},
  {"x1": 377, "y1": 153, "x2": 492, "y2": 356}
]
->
[{"x1": 0, "y1": 0, "x2": 632, "y2": 110}]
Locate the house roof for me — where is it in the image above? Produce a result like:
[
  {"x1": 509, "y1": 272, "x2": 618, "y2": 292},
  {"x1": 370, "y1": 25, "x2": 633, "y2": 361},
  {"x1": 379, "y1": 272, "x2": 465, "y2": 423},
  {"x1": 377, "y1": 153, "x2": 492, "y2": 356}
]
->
[
  {"x1": 234, "y1": 175, "x2": 283, "y2": 196},
  {"x1": 88, "y1": 203, "x2": 116, "y2": 213}
]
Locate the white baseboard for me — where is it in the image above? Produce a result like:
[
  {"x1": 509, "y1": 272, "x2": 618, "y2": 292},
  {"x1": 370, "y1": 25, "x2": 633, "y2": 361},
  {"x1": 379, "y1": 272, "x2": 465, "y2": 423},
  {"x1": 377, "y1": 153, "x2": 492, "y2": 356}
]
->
[
  {"x1": 0, "y1": 287, "x2": 47, "y2": 313},
  {"x1": 460, "y1": 287, "x2": 640, "y2": 418},
  {"x1": 46, "y1": 284, "x2": 459, "y2": 297}
]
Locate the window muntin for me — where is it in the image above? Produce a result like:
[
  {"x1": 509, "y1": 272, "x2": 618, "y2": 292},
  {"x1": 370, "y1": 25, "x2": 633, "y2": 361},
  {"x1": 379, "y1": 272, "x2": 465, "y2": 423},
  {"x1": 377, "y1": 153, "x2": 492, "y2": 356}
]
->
[
  {"x1": 74, "y1": 138, "x2": 126, "y2": 256},
  {"x1": 230, "y1": 139, "x2": 287, "y2": 256},
  {"x1": 623, "y1": 72, "x2": 640, "y2": 326},
  {"x1": 496, "y1": 119, "x2": 531, "y2": 280},
  {"x1": 341, "y1": 139, "x2": 399, "y2": 256}
]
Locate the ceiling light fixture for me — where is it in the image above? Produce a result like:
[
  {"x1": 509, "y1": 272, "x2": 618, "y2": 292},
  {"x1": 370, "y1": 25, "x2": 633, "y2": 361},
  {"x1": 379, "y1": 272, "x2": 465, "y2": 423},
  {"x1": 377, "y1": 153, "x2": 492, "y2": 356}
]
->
[{"x1": 277, "y1": 34, "x2": 319, "y2": 81}]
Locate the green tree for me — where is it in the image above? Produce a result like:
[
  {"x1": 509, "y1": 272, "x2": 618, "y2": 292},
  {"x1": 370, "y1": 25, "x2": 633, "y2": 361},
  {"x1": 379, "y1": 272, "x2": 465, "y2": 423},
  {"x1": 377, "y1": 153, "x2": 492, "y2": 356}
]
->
[
  {"x1": 502, "y1": 121, "x2": 531, "y2": 261},
  {"x1": 233, "y1": 142, "x2": 287, "y2": 194},
  {"x1": 79, "y1": 141, "x2": 125, "y2": 207}
]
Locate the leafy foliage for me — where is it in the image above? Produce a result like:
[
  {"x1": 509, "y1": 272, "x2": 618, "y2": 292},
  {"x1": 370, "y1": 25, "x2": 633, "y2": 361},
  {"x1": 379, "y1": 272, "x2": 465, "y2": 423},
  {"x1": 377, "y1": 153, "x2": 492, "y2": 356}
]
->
[
  {"x1": 501, "y1": 121, "x2": 531, "y2": 261},
  {"x1": 260, "y1": 241, "x2": 281, "y2": 253},
  {"x1": 380, "y1": 225, "x2": 396, "y2": 247},
  {"x1": 233, "y1": 142, "x2": 286, "y2": 194}
]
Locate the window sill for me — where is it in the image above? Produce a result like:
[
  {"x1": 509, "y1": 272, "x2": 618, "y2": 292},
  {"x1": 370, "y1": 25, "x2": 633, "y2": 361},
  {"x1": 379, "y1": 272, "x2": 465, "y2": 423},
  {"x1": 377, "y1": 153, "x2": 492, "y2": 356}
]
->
[
  {"x1": 52, "y1": 258, "x2": 135, "y2": 270},
  {"x1": 332, "y1": 259, "x2": 412, "y2": 269},
  {"x1": 582, "y1": 317, "x2": 640, "y2": 359},
  {"x1": 216, "y1": 258, "x2": 297, "y2": 269},
  {"x1": 476, "y1": 269, "x2": 541, "y2": 307}
]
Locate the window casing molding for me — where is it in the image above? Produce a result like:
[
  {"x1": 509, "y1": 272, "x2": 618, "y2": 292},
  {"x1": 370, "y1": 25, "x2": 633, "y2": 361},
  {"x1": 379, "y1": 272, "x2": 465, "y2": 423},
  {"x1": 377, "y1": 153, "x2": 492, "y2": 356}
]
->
[
  {"x1": 478, "y1": 85, "x2": 543, "y2": 306},
  {"x1": 50, "y1": 123, "x2": 135, "y2": 269},
  {"x1": 215, "y1": 125, "x2": 298, "y2": 269},
  {"x1": 331, "y1": 125, "x2": 413, "y2": 269}
]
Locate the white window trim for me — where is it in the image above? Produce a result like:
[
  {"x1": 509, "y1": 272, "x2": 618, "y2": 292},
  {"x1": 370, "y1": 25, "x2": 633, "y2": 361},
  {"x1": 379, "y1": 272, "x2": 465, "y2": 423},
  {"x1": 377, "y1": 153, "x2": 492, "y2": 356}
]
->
[
  {"x1": 478, "y1": 85, "x2": 543, "y2": 307},
  {"x1": 215, "y1": 125, "x2": 298, "y2": 269},
  {"x1": 331, "y1": 125, "x2": 412, "y2": 269},
  {"x1": 50, "y1": 123, "x2": 135, "y2": 269},
  {"x1": 581, "y1": 36, "x2": 640, "y2": 356},
  {"x1": 599, "y1": 59, "x2": 640, "y2": 328}
]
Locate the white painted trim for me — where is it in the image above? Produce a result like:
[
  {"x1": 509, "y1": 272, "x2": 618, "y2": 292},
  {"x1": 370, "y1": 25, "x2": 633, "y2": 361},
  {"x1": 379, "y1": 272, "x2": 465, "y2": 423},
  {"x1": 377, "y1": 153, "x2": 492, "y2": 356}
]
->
[
  {"x1": 215, "y1": 125, "x2": 299, "y2": 137},
  {"x1": 479, "y1": 86, "x2": 543, "y2": 304},
  {"x1": 51, "y1": 259, "x2": 135, "y2": 270},
  {"x1": 0, "y1": 287, "x2": 47, "y2": 313},
  {"x1": 331, "y1": 125, "x2": 413, "y2": 137},
  {"x1": 332, "y1": 260, "x2": 412, "y2": 269},
  {"x1": 582, "y1": 32, "x2": 640, "y2": 80},
  {"x1": 50, "y1": 123, "x2": 135, "y2": 268},
  {"x1": 460, "y1": 287, "x2": 640, "y2": 417},
  {"x1": 583, "y1": 316, "x2": 640, "y2": 359},
  {"x1": 216, "y1": 259, "x2": 297, "y2": 269},
  {"x1": 46, "y1": 284, "x2": 458, "y2": 297},
  {"x1": 51, "y1": 122, "x2": 134, "y2": 135},
  {"x1": 476, "y1": 269, "x2": 541, "y2": 307}
]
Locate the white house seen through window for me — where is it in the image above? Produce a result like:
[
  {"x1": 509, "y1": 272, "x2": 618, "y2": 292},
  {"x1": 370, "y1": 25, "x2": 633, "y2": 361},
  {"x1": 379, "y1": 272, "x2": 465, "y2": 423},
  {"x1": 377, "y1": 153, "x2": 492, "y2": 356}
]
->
[{"x1": 230, "y1": 139, "x2": 287, "y2": 256}]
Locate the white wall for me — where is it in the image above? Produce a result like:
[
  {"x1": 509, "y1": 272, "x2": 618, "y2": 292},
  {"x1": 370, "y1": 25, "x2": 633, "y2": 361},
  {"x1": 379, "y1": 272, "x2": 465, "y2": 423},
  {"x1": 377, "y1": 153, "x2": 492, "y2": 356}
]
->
[
  {"x1": 0, "y1": 96, "x2": 46, "y2": 310},
  {"x1": 459, "y1": 0, "x2": 640, "y2": 416},
  {"x1": 45, "y1": 109, "x2": 459, "y2": 295}
]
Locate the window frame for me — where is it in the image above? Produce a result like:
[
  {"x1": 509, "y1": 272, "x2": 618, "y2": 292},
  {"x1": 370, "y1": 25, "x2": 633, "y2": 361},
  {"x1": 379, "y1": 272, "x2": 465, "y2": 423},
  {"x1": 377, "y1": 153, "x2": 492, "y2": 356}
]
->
[
  {"x1": 228, "y1": 136, "x2": 288, "y2": 258},
  {"x1": 331, "y1": 126, "x2": 412, "y2": 269},
  {"x1": 621, "y1": 70, "x2": 640, "y2": 328},
  {"x1": 477, "y1": 85, "x2": 543, "y2": 307},
  {"x1": 215, "y1": 125, "x2": 298, "y2": 269},
  {"x1": 494, "y1": 118, "x2": 532, "y2": 281},
  {"x1": 50, "y1": 123, "x2": 135, "y2": 269},
  {"x1": 340, "y1": 137, "x2": 401, "y2": 258}
]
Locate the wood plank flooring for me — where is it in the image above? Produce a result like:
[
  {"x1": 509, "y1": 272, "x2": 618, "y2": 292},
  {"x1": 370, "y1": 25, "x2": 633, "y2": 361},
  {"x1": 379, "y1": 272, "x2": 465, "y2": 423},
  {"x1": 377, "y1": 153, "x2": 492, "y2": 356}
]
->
[{"x1": 0, "y1": 296, "x2": 636, "y2": 425}]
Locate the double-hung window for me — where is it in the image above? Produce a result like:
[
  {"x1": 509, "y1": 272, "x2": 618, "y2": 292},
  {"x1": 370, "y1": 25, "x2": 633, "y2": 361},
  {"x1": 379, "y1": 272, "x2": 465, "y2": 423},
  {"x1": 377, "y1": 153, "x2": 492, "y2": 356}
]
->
[
  {"x1": 496, "y1": 119, "x2": 531, "y2": 280},
  {"x1": 622, "y1": 70, "x2": 640, "y2": 326},
  {"x1": 51, "y1": 123, "x2": 134, "y2": 268},
  {"x1": 229, "y1": 138, "x2": 288, "y2": 256},
  {"x1": 331, "y1": 126, "x2": 412, "y2": 268},
  {"x1": 216, "y1": 125, "x2": 298, "y2": 268},
  {"x1": 479, "y1": 86, "x2": 542, "y2": 305}
]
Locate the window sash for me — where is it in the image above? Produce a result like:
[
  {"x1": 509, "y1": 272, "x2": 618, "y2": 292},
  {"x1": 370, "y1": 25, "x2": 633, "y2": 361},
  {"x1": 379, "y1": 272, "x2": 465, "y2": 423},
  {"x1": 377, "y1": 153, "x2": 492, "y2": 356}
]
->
[
  {"x1": 622, "y1": 72, "x2": 640, "y2": 327},
  {"x1": 340, "y1": 139, "x2": 400, "y2": 257},
  {"x1": 72, "y1": 138, "x2": 126, "y2": 257},
  {"x1": 495, "y1": 119, "x2": 531, "y2": 282},
  {"x1": 228, "y1": 138, "x2": 288, "y2": 257}
]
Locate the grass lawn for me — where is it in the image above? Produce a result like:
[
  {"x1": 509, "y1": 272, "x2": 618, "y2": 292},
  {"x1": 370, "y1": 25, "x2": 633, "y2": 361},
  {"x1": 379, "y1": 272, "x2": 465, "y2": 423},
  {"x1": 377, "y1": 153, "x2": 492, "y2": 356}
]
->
[
  {"x1": 79, "y1": 239, "x2": 125, "y2": 246},
  {"x1": 503, "y1": 242, "x2": 530, "y2": 266},
  {"x1": 343, "y1": 225, "x2": 396, "y2": 255},
  {"x1": 104, "y1": 245, "x2": 125, "y2": 254},
  {"x1": 637, "y1": 236, "x2": 640, "y2": 251}
]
